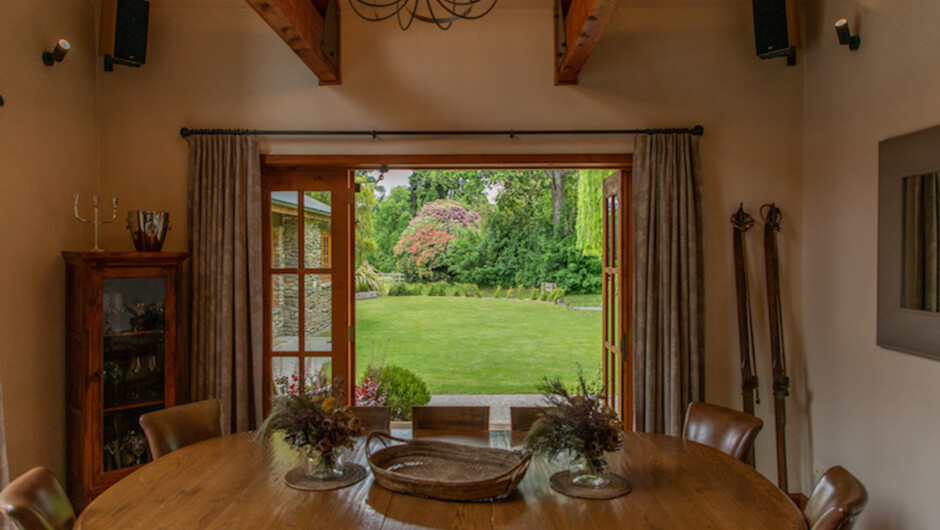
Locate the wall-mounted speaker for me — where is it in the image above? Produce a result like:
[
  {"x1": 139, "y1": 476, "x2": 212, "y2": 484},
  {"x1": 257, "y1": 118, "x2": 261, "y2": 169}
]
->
[
  {"x1": 100, "y1": 0, "x2": 149, "y2": 71},
  {"x1": 751, "y1": 0, "x2": 800, "y2": 65}
]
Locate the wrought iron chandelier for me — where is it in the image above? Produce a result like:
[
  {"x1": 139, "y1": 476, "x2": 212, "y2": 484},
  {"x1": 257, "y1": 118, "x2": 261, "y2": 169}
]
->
[{"x1": 348, "y1": 0, "x2": 498, "y2": 30}]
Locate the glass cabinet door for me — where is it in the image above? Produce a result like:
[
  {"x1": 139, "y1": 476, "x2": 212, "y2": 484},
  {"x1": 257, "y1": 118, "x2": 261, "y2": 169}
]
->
[{"x1": 101, "y1": 277, "x2": 166, "y2": 472}]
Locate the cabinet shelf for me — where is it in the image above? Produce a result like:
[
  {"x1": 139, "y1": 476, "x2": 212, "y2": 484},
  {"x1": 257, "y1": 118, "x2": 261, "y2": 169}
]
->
[
  {"x1": 103, "y1": 400, "x2": 165, "y2": 414},
  {"x1": 104, "y1": 330, "x2": 164, "y2": 338}
]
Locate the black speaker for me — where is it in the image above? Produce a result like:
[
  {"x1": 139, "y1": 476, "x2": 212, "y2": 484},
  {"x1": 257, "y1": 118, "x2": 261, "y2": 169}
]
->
[
  {"x1": 101, "y1": 0, "x2": 149, "y2": 71},
  {"x1": 751, "y1": 0, "x2": 799, "y2": 64}
]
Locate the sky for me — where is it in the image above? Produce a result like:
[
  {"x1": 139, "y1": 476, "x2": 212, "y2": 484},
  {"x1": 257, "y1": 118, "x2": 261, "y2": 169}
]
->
[{"x1": 368, "y1": 169, "x2": 500, "y2": 203}]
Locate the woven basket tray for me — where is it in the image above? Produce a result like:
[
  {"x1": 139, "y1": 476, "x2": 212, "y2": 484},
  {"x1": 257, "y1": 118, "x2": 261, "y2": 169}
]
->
[{"x1": 366, "y1": 432, "x2": 531, "y2": 502}]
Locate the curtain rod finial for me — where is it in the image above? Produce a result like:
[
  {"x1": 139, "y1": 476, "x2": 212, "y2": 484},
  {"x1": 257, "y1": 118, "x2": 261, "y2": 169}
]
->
[
  {"x1": 692, "y1": 125, "x2": 704, "y2": 135},
  {"x1": 180, "y1": 127, "x2": 192, "y2": 138}
]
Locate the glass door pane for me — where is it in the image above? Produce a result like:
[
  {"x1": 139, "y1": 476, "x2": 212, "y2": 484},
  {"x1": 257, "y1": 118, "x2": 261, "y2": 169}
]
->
[{"x1": 102, "y1": 277, "x2": 166, "y2": 472}]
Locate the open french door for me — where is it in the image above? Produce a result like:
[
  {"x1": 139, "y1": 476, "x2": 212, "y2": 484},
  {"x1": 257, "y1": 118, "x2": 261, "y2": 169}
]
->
[
  {"x1": 602, "y1": 170, "x2": 633, "y2": 429},
  {"x1": 261, "y1": 165, "x2": 356, "y2": 412}
]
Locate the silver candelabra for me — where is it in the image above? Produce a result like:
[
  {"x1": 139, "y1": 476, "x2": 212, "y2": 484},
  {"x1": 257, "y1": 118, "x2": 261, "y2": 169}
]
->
[{"x1": 74, "y1": 194, "x2": 118, "y2": 252}]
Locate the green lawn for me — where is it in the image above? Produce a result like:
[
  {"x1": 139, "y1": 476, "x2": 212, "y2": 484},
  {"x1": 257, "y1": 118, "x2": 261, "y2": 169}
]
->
[{"x1": 355, "y1": 296, "x2": 601, "y2": 394}]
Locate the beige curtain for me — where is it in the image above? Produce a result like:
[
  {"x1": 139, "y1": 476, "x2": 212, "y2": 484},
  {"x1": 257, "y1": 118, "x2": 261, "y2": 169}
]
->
[
  {"x1": 188, "y1": 135, "x2": 264, "y2": 433},
  {"x1": 633, "y1": 133, "x2": 705, "y2": 436}
]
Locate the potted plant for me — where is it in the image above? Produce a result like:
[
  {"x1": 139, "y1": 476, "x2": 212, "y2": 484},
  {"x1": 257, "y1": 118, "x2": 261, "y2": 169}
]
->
[{"x1": 525, "y1": 373, "x2": 624, "y2": 488}]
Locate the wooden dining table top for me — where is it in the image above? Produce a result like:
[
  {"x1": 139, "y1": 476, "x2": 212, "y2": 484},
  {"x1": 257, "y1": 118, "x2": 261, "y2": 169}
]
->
[{"x1": 75, "y1": 429, "x2": 806, "y2": 529}]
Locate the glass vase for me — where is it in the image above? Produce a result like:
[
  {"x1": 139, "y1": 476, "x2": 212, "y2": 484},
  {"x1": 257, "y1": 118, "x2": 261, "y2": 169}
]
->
[
  {"x1": 304, "y1": 447, "x2": 344, "y2": 481},
  {"x1": 569, "y1": 454, "x2": 610, "y2": 488}
]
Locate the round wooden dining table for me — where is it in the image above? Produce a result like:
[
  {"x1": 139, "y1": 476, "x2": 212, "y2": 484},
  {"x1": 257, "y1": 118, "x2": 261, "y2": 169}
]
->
[{"x1": 76, "y1": 430, "x2": 806, "y2": 529}]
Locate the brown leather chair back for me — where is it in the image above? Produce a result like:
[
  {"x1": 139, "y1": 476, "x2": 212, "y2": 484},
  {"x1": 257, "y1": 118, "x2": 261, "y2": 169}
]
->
[
  {"x1": 351, "y1": 406, "x2": 391, "y2": 435},
  {"x1": 804, "y1": 466, "x2": 869, "y2": 530},
  {"x1": 681, "y1": 401, "x2": 763, "y2": 462},
  {"x1": 412, "y1": 406, "x2": 489, "y2": 438},
  {"x1": 510, "y1": 407, "x2": 543, "y2": 433},
  {"x1": 139, "y1": 399, "x2": 222, "y2": 460},
  {"x1": 0, "y1": 467, "x2": 75, "y2": 530}
]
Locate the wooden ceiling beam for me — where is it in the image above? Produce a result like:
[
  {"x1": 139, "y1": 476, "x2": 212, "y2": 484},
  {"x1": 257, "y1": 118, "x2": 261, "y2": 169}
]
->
[
  {"x1": 245, "y1": 0, "x2": 341, "y2": 85},
  {"x1": 555, "y1": 0, "x2": 618, "y2": 85}
]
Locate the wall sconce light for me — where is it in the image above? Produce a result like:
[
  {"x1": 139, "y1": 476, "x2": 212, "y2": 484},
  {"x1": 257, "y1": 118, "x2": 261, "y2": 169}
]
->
[
  {"x1": 42, "y1": 39, "x2": 71, "y2": 66},
  {"x1": 834, "y1": 19, "x2": 860, "y2": 50}
]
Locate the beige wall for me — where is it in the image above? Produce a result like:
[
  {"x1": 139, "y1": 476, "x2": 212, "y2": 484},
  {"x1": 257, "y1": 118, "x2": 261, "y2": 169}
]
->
[
  {"x1": 0, "y1": 0, "x2": 98, "y2": 478},
  {"x1": 96, "y1": 3, "x2": 806, "y2": 485},
  {"x1": 802, "y1": 0, "x2": 940, "y2": 527}
]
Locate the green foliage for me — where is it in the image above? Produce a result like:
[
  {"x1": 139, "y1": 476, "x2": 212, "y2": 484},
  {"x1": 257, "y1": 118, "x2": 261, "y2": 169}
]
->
[
  {"x1": 408, "y1": 170, "x2": 492, "y2": 212},
  {"x1": 575, "y1": 170, "x2": 605, "y2": 258},
  {"x1": 372, "y1": 187, "x2": 413, "y2": 272},
  {"x1": 395, "y1": 200, "x2": 480, "y2": 282},
  {"x1": 493, "y1": 285, "x2": 503, "y2": 299},
  {"x1": 355, "y1": 173, "x2": 379, "y2": 266},
  {"x1": 549, "y1": 288, "x2": 566, "y2": 303},
  {"x1": 539, "y1": 289, "x2": 549, "y2": 302},
  {"x1": 427, "y1": 282, "x2": 448, "y2": 296},
  {"x1": 505, "y1": 287, "x2": 515, "y2": 299},
  {"x1": 388, "y1": 282, "x2": 419, "y2": 296},
  {"x1": 380, "y1": 365, "x2": 431, "y2": 421},
  {"x1": 355, "y1": 261, "x2": 388, "y2": 295},
  {"x1": 469, "y1": 284, "x2": 482, "y2": 298},
  {"x1": 452, "y1": 283, "x2": 466, "y2": 297}
]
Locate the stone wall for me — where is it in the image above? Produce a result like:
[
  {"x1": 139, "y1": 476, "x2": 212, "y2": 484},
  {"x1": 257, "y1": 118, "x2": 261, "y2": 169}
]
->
[{"x1": 271, "y1": 211, "x2": 332, "y2": 340}]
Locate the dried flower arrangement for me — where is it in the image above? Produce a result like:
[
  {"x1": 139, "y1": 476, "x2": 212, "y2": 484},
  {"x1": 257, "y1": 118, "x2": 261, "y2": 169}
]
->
[
  {"x1": 257, "y1": 382, "x2": 363, "y2": 479},
  {"x1": 524, "y1": 372, "x2": 624, "y2": 486}
]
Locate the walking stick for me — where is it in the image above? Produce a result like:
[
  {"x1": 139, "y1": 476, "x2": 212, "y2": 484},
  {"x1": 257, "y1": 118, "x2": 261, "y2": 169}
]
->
[
  {"x1": 761, "y1": 203, "x2": 789, "y2": 492},
  {"x1": 731, "y1": 205, "x2": 760, "y2": 466}
]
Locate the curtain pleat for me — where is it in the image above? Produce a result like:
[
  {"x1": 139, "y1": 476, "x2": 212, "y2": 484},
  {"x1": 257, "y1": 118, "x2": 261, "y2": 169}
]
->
[
  {"x1": 633, "y1": 133, "x2": 704, "y2": 436},
  {"x1": 187, "y1": 135, "x2": 263, "y2": 433}
]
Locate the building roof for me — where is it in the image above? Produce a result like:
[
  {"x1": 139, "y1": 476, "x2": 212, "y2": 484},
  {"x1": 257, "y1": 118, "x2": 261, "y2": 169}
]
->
[{"x1": 270, "y1": 191, "x2": 332, "y2": 216}]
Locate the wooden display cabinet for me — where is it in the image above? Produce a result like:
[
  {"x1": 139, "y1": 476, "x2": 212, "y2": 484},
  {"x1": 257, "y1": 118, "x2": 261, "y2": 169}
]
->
[{"x1": 62, "y1": 252, "x2": 187, "y2": 509}]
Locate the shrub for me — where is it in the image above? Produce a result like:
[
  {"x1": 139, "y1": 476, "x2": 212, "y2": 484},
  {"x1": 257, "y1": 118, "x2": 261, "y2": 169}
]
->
[
  {"x1": 355, "y1": 261, "x2": 388, "y2": 295},
  {"x1": 428, "y1": 282, "x2": 448, "y2": 296},
  {"x1": 516, "y1": 285, "x2": 526, "y2": 299},
  {"x1": 505, "y1": 287, "x2": 515, "y2": 299},
  {"x1": 550, "y1": 288, "x2": 566, "y2": 303},
  {"x1": 388, "y1": 283, "x2": 413, "y2": 296},
  {"x1": 381, "y1": 365, "x2": 431, "y2": 420},
  {"x1": 539, "y1": 289, "x2": 549, "y2": 302},
  {"x1": 469, "y1": 284, "x2": 482, "y2": 298},
  {"x1": 452, "y1": 283, "x2": 466, "y2": 297},
  {"x1": 493, "y1": 285, "x2": 503, "y2": 299}
]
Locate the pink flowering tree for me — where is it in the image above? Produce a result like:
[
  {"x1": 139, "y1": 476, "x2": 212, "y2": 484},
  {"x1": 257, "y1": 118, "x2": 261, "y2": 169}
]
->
[{"x1": 394, "y1": 200, "x2": 480, "y2": 281}]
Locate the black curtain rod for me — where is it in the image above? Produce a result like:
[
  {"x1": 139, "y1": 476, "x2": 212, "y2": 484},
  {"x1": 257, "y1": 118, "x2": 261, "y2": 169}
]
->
[{"x1": 178, "y1": 125, "x2": 704, "y2": 138}]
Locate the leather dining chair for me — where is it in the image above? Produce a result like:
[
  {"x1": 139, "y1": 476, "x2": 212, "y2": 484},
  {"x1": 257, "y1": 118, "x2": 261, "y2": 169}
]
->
[
  {"x1": 510, "y1": 406, "x2": 544, "y2": 445},
  {"x1": 681, "y1": 401, "x2": 763, "y2": 463},
  {"x1": 0, "y1": 466, "x2": 75, "y2": 530},
  {"x1": 139, "y1": 398, "x2": 222, "y2": 460},
  {"x1": 803, "y1": 466, "x2": 869, "y2": 530},
  {"x1": 412, "y1": 406, "x2": 489, "y2": 438},
  {"x1": 351, "y1": 406, "x2": 391, "y2": 435}
]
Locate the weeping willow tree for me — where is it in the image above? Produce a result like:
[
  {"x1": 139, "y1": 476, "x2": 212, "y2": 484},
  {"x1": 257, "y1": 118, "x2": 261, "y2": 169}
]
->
[{"x1": 575, "y1": 170, "x2": 606, "y2": 257}]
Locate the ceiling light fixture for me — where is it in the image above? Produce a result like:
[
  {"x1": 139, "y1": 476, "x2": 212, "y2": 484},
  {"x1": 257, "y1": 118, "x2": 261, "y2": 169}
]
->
[{"x1": 348, "y1": 0, "x2": 498, "y2": 31}]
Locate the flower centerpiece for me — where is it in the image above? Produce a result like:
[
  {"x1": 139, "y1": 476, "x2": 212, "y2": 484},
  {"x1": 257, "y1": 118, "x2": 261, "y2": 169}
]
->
[
  {"x1": 257, "y1": 383, "x2": 363, "y2": 481},
  {"x1": 524, "y1": 374, "x2": 624, "y2": 488}
]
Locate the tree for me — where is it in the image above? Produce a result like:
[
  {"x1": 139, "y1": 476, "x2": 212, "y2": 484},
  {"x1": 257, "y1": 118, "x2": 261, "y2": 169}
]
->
[
  {"x1": 575, "y1": 170, "x2": 605, "y2": 257},
  {"x1": 408, "y1": 170, "x2": 492, "y2": 214},
  {"x1": 394, "y1": 199, "x2": 481, "y2": 281},
  {"x1": 355, "y1": 173, "x2": 378, "y2": 266},
  {"x1": 372, "y1": 187, "x2": 413, "y2": 272},
  {"x1": 545, "y1": 169, "x2": 575, "y2": 237}
]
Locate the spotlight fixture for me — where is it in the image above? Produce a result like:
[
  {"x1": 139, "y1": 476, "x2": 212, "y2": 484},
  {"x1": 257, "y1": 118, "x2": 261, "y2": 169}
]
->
[
  {"x1": 42, "y1": 39, "x2": 71, "y2": 66},
  {"x1": 349, "y1": 0, "x2": 497, "y2": 31},
  {"x1": 834, "y1": 19, "x2": 860, "y2": 50}
]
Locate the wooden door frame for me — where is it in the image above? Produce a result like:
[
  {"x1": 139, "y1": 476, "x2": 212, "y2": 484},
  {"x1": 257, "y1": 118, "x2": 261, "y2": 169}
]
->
[{"x1": 259, "y1": 153, "x2": 633, "y2": 418}]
